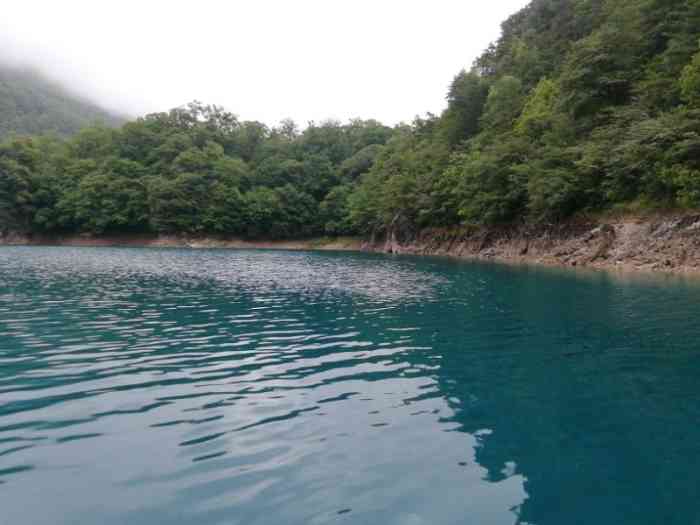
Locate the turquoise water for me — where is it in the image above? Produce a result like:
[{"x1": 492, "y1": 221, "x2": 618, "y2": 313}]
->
[{"x1": 1, "y1": 247, "x2": 700, "y2": 525}]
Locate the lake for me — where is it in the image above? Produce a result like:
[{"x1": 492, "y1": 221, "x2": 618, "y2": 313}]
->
[{"x1": 1, "y1": 246, "x2": 699, "y2": 525}]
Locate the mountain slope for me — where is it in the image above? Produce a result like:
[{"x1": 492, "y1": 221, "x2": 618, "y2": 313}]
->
[
  {"x1": 0, "y1": 64, "x2": 125, "y2": 138},
  {"x1": 347, "y1": 0, "x2": 700, "y2": 230}
]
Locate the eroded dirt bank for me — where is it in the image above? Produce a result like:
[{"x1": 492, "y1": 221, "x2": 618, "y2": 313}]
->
[{"x1": 363, "y1": 214, "x2": 700, "y2": 274}]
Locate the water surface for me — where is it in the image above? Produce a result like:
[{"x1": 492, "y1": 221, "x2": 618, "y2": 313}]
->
[{"x1": 1, "y1": 247, "x2": 699, "y2": 525}]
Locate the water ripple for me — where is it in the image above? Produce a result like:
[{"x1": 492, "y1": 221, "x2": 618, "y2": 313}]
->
[{"x1": 2, "y1": 247, "x2": 700, "y2": 525}]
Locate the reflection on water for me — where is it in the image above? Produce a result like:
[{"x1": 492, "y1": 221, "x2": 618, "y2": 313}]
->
[{"x1": 1, "y1": 247, "x2": 699, "y2": 525}]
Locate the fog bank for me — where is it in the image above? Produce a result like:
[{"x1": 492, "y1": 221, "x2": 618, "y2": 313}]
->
[{"x1": 1, "y1": 0, "x2": 529, "y2": 125}]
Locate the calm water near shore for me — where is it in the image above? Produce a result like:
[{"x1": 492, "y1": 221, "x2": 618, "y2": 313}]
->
[{"x1": 1, "y1": 246, "x2": 699, "y2": 525}]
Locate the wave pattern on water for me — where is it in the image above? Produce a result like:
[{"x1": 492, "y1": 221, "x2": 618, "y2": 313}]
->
[{"x1": 1, "y1": 247, "x2": 700, "y2": 525}]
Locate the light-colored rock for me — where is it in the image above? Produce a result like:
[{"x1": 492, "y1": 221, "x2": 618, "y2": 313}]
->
[{"x1": 364, "y1": 213, "x2": 700, "y2": 275}]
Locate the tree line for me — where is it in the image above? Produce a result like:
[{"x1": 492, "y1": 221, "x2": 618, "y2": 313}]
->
[
  {"x1": 2, "y1": 0, "x2": 700, "y2": 239},
  {"x1": 0, "y1": 103, "x2": 393, "y2": 237}
]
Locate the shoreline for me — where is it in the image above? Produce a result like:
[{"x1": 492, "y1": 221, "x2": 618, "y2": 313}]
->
[
  {"x1": 0, "y1": 234, "x2": 363, "y2": 252},
  {"x1": 4, "y1": 213, "x2": 700, "y2": 275},
  {"x1": 362, "y1": 213, "x2": 700, "y2": 275}
]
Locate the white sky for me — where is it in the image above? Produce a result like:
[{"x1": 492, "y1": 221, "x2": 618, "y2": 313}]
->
[{"x1": 1, "y1": 0, "x2": 529, "y2": 126}]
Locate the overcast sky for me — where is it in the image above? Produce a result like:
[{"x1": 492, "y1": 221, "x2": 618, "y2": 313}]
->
[{"x1": 1, "y1": 0, "x2": 529, "y2": 126}]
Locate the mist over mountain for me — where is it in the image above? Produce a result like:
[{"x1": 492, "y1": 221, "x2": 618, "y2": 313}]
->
[{"x1": 0, "y1": 61, "x2": 126, "y2": 138}]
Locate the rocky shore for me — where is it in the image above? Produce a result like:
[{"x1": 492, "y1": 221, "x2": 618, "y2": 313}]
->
[
  {"x1": 363, "y1": 214, "x2": 700, "y2": 274},
  {"x1": 5, "y1": 214, "x2": 700, "y2": 274}
]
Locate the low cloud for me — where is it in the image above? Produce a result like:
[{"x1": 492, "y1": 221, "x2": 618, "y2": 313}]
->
[{"x1": 1, "y1": 0, "x2": 529, "y2": 125}]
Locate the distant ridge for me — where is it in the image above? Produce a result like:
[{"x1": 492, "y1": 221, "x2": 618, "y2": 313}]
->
[{"x1": 0, "y1": 63, "x2": 126, "y2": 138}]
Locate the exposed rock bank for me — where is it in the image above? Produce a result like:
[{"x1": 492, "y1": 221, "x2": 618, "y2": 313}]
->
[
  {"x1": 5, "y1": 215, "x2": 700, "y2": 274},
  {"x1": 363, "y1": 214, "x2": 700, "y2": 274}
]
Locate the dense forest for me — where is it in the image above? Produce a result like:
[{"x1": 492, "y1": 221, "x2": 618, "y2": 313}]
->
[
  {"x1": 2, "y1": 0, "x2": 700, "y2": 240},
  {"x1": 0, "y1": 64, "x2": 124, "y2": 139}
]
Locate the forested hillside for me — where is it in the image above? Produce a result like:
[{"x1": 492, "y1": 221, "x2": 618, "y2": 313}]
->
[
  {"x1": 2, "y1": 0, "x2": 700, "y2": 239},
  {"x1": 350, "y1": 0, "x2": 700, "y2": 233},
  {"x1": 0, "y1": 64, "x2": 124, "y2": 139},
  {"x1": 0, "y1": 102, "x2": 393, "y2": 236}
]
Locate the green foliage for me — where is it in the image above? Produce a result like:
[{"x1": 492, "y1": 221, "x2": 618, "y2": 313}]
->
[
  {"x1": 558, "y1": 21, "x2": 643, "y2": 119},
  {"x1": 480, "y1": 76, "x2": 525, "y2": 132},
  {"x1": 515, "y1": 78, "x2": 560, "y2": 137},
  {"x1": 638, "y1": 0, "x2": 700, "y2": 110},
  {"x1": 319, "y1": 185, "x2": 355, "y2": 235},
  {"x1": 440, "y1": 71, "x2": 489, "y2": 147},
  {"x1": 339, "y1": 144, "x2": 383, "y2": 180},
  {"x1": 348, "y1": 122, "x2": 453, "y2": 232},
  {"x1": 680, "y1": 44, "x2": 700, "y2": 106},
  {"x1": 59, "y1": 171, "x2": 148, "y2": 234},
  {"x1": 3, "y1": 0, "x2": 700, "y2": 238},
  {"x1": 350, "y1": 0, "x2": 700, "y2": 229},
  {"x1": 447, "y1": 135, "x2": 530, "y2": 224},
  {"x1": 660, "y1": 166, "x2": 700, "y2": 207},
  {"x1": 0, "y1": 99, "x2": 393, "y2": 238},
  {"x1": 524, "y1": 146, "x2": 589, "y2": 221}
]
